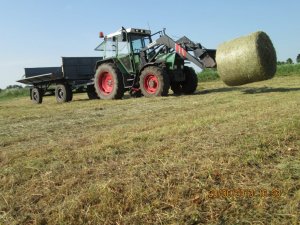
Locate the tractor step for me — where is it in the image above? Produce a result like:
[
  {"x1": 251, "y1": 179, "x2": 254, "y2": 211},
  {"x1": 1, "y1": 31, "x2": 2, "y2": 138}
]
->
[{"x1": 124, "y1": 77, "x2": 135, "y2": 89}]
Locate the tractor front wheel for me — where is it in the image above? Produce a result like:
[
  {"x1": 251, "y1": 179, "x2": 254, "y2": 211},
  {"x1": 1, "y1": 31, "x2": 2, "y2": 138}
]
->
[
  {"x1": 94, "y1": 63, "x2": 124, "y2": 99},
  {"x1": 181, "y1": 66, "x2": 198, "y2": 94},
  {"x1": 171, "y1": 82, "x2": 182, "y2": 95},
  {"x1": 139, "y1": 66, "x2": 170, "y2": 97}
]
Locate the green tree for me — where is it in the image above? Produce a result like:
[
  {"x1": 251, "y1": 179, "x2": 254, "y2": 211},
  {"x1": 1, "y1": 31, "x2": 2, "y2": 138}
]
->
[
  {"x1": 6, "y1": 85, "x2": 23, "y2": 89},
  {"x1": 277, "y1": 61, "x2": 285, "y2": 65},
  {"x1": 297, "y1": 54, "x2": 300, "y2": 63},
  {"x1": 286, "y1": 58, "x2": 293, "y2": 64}
]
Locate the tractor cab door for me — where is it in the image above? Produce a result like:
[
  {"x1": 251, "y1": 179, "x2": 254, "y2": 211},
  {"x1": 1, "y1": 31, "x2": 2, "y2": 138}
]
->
[
  {"x1": 95, "y1": 36, "x2": 134, "y2": 74},
  {"x1": 116, "y1": 36, "x2": 134, "y2": 74},
  {"x1": 130, "y1": 35, "x2": 151, "y2": 72}
]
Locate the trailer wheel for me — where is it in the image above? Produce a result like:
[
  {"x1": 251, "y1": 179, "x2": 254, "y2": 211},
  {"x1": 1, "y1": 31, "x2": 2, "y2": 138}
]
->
[
  {"x1": 139, "y1": 66, "x2": 170, "y2": 97},
  {"x1": 55, "y1": 84, "x2": 72, "y2": 103},
  {"x1": 67, "y1": 86, "x2": 73, "y2": 102},
  {"x1": 31, "y1": 87, "x2": 43, "y2": 104},
  {"x1": 181, "y1": 66, "x2": 198, "y2": 94},
  {"x1": 87, "y1": 85, "x2": 99, "y2": 100},
  {"x1": 94, "y1": 63, "x2": 124, "y2": 99}
]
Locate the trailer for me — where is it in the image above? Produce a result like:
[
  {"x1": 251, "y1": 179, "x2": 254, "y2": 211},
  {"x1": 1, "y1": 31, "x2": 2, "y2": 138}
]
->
[{"x1": 17, "y1": 57, "x2": 102, "y2": 103}]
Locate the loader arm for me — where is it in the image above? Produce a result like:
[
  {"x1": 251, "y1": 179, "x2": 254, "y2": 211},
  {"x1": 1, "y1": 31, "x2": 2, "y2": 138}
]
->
[{"x1": 140, "y1": 34, "x2": 216, "y2": 69}]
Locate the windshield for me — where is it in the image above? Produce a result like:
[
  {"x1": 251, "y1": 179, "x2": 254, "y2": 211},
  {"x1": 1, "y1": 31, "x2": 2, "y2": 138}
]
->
[{"x1": 131, "y1": 35, "x2": 151, "y2": 53}]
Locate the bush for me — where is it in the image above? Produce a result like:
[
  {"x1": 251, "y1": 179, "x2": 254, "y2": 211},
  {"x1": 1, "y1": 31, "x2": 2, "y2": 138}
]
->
[
  {"x1": 276, "y1": 63, "x2": 300, "y2": 76},
  {"x1": 197, "y1": 69, "x2": 219, "y2": 82},
  {"x1": 0, "y1": 88, "x2": 29, "y2": 100}
]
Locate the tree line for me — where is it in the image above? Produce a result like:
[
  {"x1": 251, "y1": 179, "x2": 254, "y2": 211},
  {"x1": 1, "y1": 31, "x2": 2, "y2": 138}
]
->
[
  {"x1": 278, "y1": 54, "x2": 300, "y2": 65},
  {"x1": 0, "y1": 85, "x2": 25, "y2": 93}
]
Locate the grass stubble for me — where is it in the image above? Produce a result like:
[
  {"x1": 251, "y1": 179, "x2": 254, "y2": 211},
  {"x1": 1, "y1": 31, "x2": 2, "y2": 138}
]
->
[{"x1": 0, "y1": 75, "x2": 299, "y2": 224}]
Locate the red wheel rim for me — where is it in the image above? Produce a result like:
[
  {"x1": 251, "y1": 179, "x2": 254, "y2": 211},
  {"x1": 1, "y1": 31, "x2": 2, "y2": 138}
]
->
[
  {"x1": 98, "y1": 71, "x2": 114, "y2": 95},
  {"x1": 144, "y1": 74, "x2": 159, "y2": 94}
]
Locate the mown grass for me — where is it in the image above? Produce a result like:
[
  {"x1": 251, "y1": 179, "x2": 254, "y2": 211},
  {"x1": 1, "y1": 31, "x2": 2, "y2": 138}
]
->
[
  {"x1": 197, "y1": 63, "x2": 300, "y2": 82},
  {"x1": 0, "y1": 75, "x2": 299, "y2": 224}
]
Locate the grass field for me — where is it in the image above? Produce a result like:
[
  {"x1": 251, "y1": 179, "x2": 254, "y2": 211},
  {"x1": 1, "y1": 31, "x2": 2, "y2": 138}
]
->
[{"x1": 0, "y1": 75, "x2": 299, "y2": 224}]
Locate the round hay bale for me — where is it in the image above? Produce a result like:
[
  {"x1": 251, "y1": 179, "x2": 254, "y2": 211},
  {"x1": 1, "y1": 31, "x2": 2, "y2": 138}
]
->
[{"x1": 216, "y1": 31, "x2": 277, "y2": 86}]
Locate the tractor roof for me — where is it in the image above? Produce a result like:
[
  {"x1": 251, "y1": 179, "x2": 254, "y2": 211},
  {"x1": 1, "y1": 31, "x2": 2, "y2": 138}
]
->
[{"x1": 106, "y1": 28, "x2": 151, "y2": 38}]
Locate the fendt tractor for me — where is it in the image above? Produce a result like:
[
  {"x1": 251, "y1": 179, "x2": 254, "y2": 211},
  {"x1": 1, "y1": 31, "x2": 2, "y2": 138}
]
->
[{"x1": 18, "y1": 27, "x2": 217, "y2": 103}]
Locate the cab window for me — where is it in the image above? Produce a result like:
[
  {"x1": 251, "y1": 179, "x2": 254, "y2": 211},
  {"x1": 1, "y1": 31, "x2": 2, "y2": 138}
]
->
[
  {"x1": 131, "y1": 35, "x2": 151, "y2": 53},
  {"x1": 94, "y1": 38, "x2": 116, "y2": 58}
]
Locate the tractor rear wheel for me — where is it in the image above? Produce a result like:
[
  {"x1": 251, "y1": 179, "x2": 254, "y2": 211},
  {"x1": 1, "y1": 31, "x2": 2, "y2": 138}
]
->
[
  {"x1": 31, "y1": 87, "x2": 43, "y2": 104},
  {"x1": 181, "y1": 66, "x2": 198, "y2": 94},
  {"x1": 94, "y1": 63, "x2": 124, "y2": 99},
  {"x1": 55, "y1": 84, "x2": 72, "y2": 103},
  {"x1": 139, "y1": 66, "x2": 170, "y2": 97}
]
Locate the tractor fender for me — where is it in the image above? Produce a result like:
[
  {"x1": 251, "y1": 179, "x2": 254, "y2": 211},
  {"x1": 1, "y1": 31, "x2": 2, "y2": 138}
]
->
[
  {"x1": 139, "y1": 62, "x2": 162, "y2": 75},
  {"x1": 95, "y1": 58, "x2": 116, "y2": 71}
]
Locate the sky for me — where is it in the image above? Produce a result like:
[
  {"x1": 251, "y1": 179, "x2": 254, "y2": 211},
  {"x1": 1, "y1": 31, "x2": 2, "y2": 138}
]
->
[{"x1": 0, "y1": 0, "x2": 299, "y2": 89}]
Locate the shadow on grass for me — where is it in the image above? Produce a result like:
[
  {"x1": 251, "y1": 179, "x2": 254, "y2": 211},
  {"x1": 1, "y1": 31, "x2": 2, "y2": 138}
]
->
[
  {"x1": 72, "y1": 98, "x2": 93, "y2": 102},
  {"x1": 196, "y1": 87, "x2": 243, "y2": 95},
  {"x1": 241, "y1": 87, "x2": 300, "y2": 94},
  {"x1": 196, "y1": 87, "x2": 300, "y2": 95}
]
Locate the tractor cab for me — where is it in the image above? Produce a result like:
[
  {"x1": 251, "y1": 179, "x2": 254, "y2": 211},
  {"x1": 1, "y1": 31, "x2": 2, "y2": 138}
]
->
[{"x1": 95, "y1": 28, "x2": 151, "y2": 74}]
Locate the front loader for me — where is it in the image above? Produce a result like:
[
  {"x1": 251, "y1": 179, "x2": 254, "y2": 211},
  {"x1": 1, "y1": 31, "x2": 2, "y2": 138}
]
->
[{"x1": 93, "y1": 27, "x2": 216, "y2": 99}]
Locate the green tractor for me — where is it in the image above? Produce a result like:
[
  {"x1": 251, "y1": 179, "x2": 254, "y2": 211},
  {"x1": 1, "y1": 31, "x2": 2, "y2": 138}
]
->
[{"x1": 94, "y1": 27, "x2": 216, "y2": 99}]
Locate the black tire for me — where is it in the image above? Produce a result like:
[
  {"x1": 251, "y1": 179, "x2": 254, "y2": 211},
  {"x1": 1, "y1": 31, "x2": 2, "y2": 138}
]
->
[
  {"x1": 55, "y1": 84, "x2": 72, "y2": 103},
  {"x1": 31, "y1": 87, "x2": 43, "y2": 104},
  {"x1": 129, "y1": 88, "x2": 142, "y2": 98},
  {"x1": 94, "y1": 63, "x2": 124, "y2": 99},
  {"x1": 139, "y1": 66, "x2": 170, "y2": 97},
  {"x1": 87, "y1": 85, "x2": 100, "y2": 100},
  {"x1": 67, "y1": 86, "x2": 73, "y2": 102},
  {"x1": 170, "y1": 82, "x2": 182, "y2": 95},
  {"x1": 181, "y1": 66, "x2": 198, "y2": 94}
]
